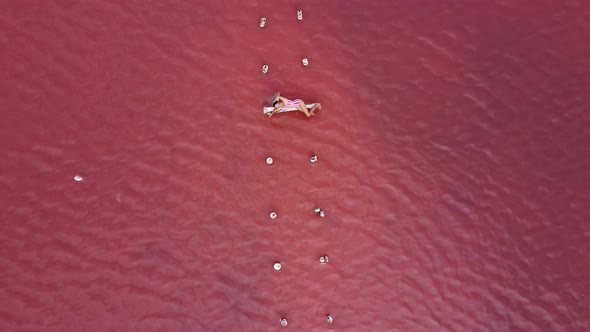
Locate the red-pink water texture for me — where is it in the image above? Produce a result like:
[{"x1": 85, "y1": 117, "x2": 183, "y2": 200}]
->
[{"x1": 1, "y1": 1, "x2": 589, "y2": 331}]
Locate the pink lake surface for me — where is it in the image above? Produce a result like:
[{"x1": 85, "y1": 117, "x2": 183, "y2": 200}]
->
[{"x1": 1, "y1": 1, "x2": 589, "y2": 331}]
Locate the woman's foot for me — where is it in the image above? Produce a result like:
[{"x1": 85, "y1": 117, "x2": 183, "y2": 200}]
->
[{"x1": 310, "y1": 103, "x2": 321, "y2": 114}]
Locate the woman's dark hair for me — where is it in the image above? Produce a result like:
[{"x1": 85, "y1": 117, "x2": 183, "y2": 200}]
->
[{"x1": 273, "y1": 100, "x2": 281, "y2": 107}]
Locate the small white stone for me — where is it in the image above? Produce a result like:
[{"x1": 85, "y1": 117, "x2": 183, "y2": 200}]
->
[
  {"x1": 262, "y1": 64, "x2": 268, "y2": 74},
  {"x1": 319, "y1": 210, "x2": 325, "y2": 218},
  {"x1": 274, "y1": 262, "x2": 282, "y2": 271},
  {"x1": 297, "y1": 10, "x2": 303, "y2": 20},
  {"x1": 326, "y1": 315, "x2": 333, "y2": 323},
  {"x1": 280, "y1": 318, "x2": 288, "y2": 326},
  {"x1": 310, "y1": 155, "x2": 317, "y2": 162},
  {"x1": 270, "y1": 212, "x2": 277, "y2": 219},
  {"x1": 260, "y1": 18, "x2": 266, "y2": 28},
  {"x1": 74, "y1": 175, "x2": 83, "y2": 182},
  {"x1": 266, "y1": 157, "x2": 273, "y2": 165},
  {"x1": 302, "y1": 58, "x2": 309, "y2": 66}
]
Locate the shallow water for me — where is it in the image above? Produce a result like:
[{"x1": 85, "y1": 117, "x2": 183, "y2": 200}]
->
[{"x1": 1, "y1": 1, "x2": 589, "y2": 331}]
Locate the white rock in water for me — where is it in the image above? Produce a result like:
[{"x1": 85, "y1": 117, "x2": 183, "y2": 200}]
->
[
  {"x1": 280, "y1": 318, "x2": 288, "y2": 326},
  {"x1": 274, "y1": 262, "x2": 282, "y2": 271},
  {"x1": 74, "y1": 175, "x2": 83, "y2": 182},
  {"x1": 326, "y1": 315, "x2": 333, "y2": 323},
  {"x1": 270, "y1": 212, "x2": 277, "y2": 219},
  {"x1": 262, "y1": 64, "x2": 268, "y2": 74},
  {"x1": 302, "y1": 58, "x2": 309, "y2": 66},
  {"x1": 266, "y1": 157, "x2": 273, "y2": 165}
]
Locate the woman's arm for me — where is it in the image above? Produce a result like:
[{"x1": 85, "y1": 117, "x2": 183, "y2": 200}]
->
[
  {"x1": 268, "y1": 108, "x2": 279, "y2": 118},
  {"x1": 272, "y1": 93, "x2": 281, "y2": 104}
]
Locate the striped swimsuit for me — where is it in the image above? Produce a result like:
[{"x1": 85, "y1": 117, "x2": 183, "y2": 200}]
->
[
  {"x1": 285, "y1": 99, "x2": 301, "y2": 108},
  {"x1": 279, "y1": 99, "x2": 301, "y2": 112}
]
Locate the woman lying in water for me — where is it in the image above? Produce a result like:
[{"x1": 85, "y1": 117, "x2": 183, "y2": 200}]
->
[{"x1": 268, "y1": 94, "x2": 321, "y2": 118}]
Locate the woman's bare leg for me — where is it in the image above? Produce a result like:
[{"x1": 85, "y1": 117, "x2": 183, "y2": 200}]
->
[
  {"x1": 310, "y1": 103, "x2": 321, "y2": 115},
  {"x1": 298, "y1": 101, "x2": 313, "y2": 117}
]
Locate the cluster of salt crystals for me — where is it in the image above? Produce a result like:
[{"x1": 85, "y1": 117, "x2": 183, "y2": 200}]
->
[
  {"x1": 314, "y1": 207, "x2": 325, "y2": 218},
  {"x1": 262, "y1": 64, "x2": 268, "y2": 74}
]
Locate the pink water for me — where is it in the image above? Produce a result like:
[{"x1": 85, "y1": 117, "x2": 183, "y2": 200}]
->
[{"x1": 1, "y1": 1, "x2": 589, "y2": 331}]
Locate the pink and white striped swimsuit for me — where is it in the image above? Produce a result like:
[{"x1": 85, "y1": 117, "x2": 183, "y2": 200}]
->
[{"x1": 284, "y1": 99, "x2": 301, "y2": 108}]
